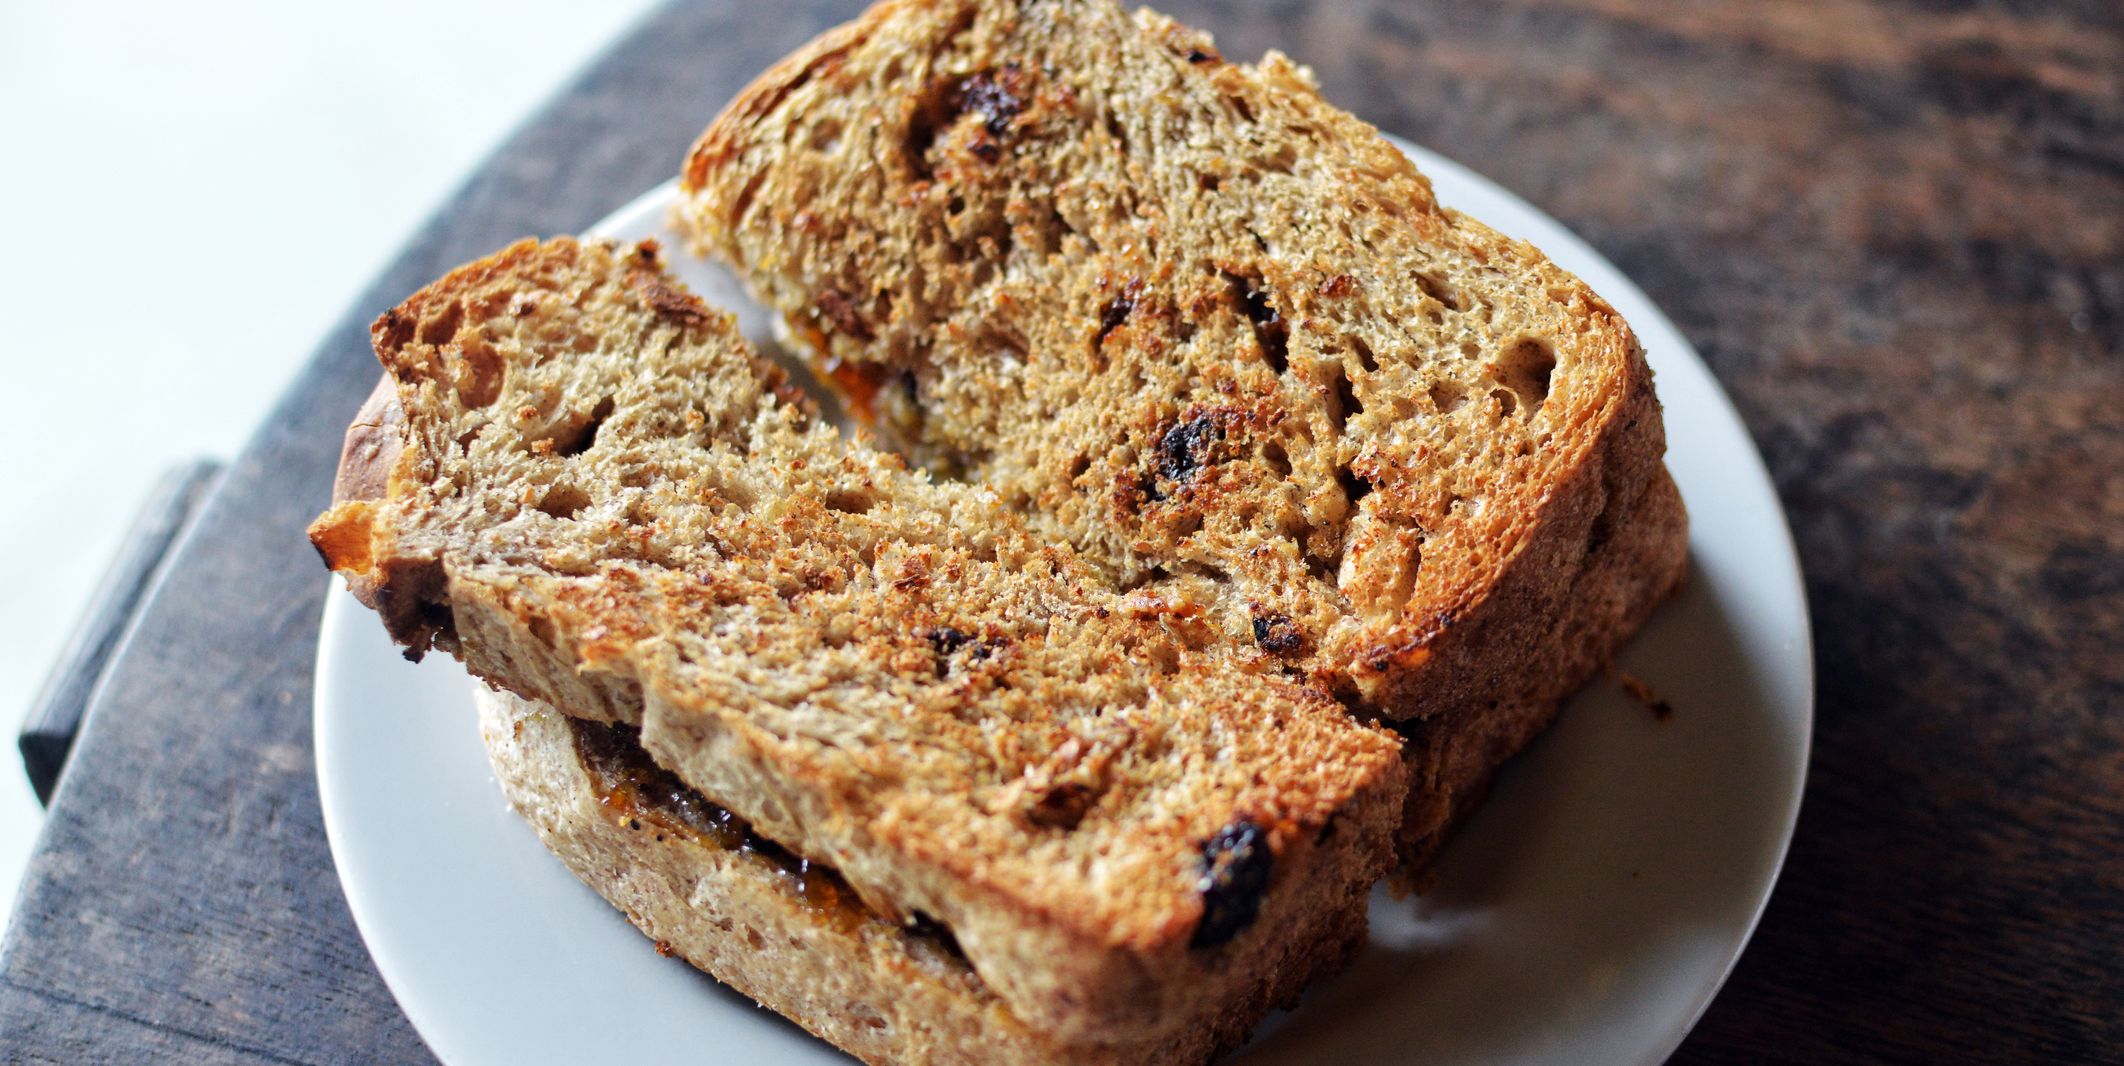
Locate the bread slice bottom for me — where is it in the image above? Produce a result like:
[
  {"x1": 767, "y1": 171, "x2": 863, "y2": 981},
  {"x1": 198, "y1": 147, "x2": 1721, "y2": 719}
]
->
[
  {"x1": 476, "y1": 688, "x2": 1366, "y2": 1066},
  {"x1": 1400, "y1": 463, "x2": 1689, "y2": 866}
]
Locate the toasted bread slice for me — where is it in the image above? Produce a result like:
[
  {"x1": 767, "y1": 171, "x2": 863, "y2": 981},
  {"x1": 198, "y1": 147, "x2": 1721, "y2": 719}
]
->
[
  {"x1": 477, "y1": 688, "x2": 1365, "y2": 1065},
  {"x1": 309, "y1": 237, "x2": 1406, "y2": 1044},
  {"x1": 678, "y1": 0, "x2": 1688, "y2": 730}
]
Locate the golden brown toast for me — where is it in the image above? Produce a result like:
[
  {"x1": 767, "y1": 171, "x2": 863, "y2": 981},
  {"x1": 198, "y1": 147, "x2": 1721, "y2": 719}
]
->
[{"x1": 309, "y1": 237, "x2": 1407, "y2": 1046}]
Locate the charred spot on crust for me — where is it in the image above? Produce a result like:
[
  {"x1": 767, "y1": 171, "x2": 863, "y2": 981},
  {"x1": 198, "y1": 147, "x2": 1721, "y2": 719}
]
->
[
  {"x1": 1191, "y1": 819, "x2": 1273, "y2": 948},
  {"x1": 1250, "y1": 613, "x2": 1304, "y2": 655},
  {"x1": 1187, "y1": 47, "x2": 1219, "y2": 64}
]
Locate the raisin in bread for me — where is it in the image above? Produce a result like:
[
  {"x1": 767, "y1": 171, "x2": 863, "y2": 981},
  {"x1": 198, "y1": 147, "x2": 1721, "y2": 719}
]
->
[
  {"x1": 308, "y1": 237, "x2": 1407, "y2": 1046},
  {"x1": 677, "y1": 0, "x2": 1689, "y2": 747}
]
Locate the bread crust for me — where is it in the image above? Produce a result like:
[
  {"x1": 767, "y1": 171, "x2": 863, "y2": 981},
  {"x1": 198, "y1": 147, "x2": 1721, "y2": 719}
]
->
[{"x1": 478, "y1": 688, "x2": 1367, "y2": 1066}]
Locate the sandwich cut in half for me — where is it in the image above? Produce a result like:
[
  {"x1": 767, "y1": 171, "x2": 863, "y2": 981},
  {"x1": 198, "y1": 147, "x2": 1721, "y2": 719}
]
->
[
  {"x1": 678, "y1": 0, "x2": 1689, "y2": 862},
  {"x1": 311, "y1": 237, "x2": 1409, "y2": 1059}
]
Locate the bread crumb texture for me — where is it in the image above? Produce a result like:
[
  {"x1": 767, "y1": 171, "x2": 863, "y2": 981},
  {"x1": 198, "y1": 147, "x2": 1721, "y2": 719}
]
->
[
  {"x1": 310, "y1": 236, "x2": 1405, "y2": 1044},
  {"x1": 680, "y1": 0, "x2": 1684, "y2": 722}
]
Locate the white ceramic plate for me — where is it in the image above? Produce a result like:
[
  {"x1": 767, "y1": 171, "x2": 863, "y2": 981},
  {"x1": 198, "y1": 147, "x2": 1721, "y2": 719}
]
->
[{"x1": 316, "y1": 137, "x2": 1812, "y2": 1065}]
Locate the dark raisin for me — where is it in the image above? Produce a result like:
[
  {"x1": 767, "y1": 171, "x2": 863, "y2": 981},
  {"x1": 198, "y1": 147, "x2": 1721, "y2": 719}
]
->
[
  {"x1": 1097, "y1": 278, "x2": 1144, "y2": 343},
  {"x1": 1250, "y1": 613, "x2": 1304, "y2": 655},
  {"x1": 815, "y1": 289, "x2": 873, "y2": 341},
  {"x1": 1191, "y1": 819, "x2": 1273, "y2": 948},
  {"x1": 959, "y1": 66, "x2": 1024, "y2": 135},
  {"x1": 1318, "y1": 273, "x2": 1358, "y2": 298},
  {"x1": 923, "y1": 625, "x2": 995, "y2": 677},
  {"x1": 1186, "y1": 47, "x2": 1219, "y2": 64},
  {"x1": 927, "y1": 626, "x2": 976, "y2": 656},
  {"x1": 1155, "y1": 415, "x2": 1223, "y2": 488}
]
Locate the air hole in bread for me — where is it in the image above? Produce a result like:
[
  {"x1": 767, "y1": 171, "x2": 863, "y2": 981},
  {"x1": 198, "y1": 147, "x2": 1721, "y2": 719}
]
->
[
  {"x1": 1304, "y1": 548, "x2": 1339, "y2": 588},
  {"x1": 1349, "y1": 335, "x2": 1379, "y2": 373},
  {"x1": 420, "y1": 301, "x2": 464, "y2": 346},
  {"x1": 1491, "y1": 388, "x2": 1518, "y2": 418},
  {"x1": 1226, "y1": 274, "x2": 1287, "y2": 374},
  {"x1": 455, "y1": 335, "x2": 506, "y2": 409},
  {"x1": 728, "y1": 167, "x2": 770, "y2": 228},
  {"x1": 825, "y1": 489, "x2": 877, "y2": 515},
  {"x1": 1261, "y1": 441, "x2": 1292, "y2": 479},
  {"x1": 548, "y1": 396, "x2": 615, "y2": 458},
  {"x1": 808, "y1": 117, "x2": 844, "y2": 154},
  {"x1": 1413, "y1": 272, "x2": 1464, "y2": 312},
  {"x1": 1025, "y1": 782, "x2": 1098, "y2": 830},
  {"x1": 904, "y1": 82, "x2": 949, "y2": 179},
  {"x1": 534, "y1": 483, "x2": 591, "y2": 521},
  {"x1": 1337, "y1": 467, "x2": 1373, "y2": 508},
  {"x1": 1257, "y1": 142, "x2": 1297, "y2": 176},
  {"x1": 1327, "y1": 364, "x2": 1363, "y2": 434},
  {"x1": 1587, "y1": 491, "x2": 1617, "y2": 555},
  {"x1": 1429, "y1": 381, "x2": 1467, "y2": 414},
  {"x1": 1491, "y1": 338, "x2": 1556, "y2": 416}
]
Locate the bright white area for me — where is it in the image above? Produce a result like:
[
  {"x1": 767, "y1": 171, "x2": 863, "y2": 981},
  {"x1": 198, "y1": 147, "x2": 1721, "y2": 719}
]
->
[{"x1": 0, "y1": 0, "x2": 661, "y2": 922}]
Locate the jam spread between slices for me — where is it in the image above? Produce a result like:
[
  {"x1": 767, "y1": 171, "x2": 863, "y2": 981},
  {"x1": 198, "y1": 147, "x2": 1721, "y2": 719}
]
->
[{"x1": 567, "y1": 718, "x2": 963, "y2": 959}]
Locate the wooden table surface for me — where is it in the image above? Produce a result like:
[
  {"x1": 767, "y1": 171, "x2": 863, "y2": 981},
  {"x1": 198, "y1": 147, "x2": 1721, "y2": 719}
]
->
[{"x1": 3, "y1": 1, "x2": 2117, "y2": 1061}]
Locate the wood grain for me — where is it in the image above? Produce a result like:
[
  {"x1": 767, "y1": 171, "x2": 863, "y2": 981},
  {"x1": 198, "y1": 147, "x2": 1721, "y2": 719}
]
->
[{"x1": 1, "y1": 0, "x2": 2117, "y2": 1061}]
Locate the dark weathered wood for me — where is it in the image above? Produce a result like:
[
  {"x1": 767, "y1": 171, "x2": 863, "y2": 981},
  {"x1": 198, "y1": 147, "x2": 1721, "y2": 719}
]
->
[
  {"x1": 2, "y1": 0, "x2": 2118, "y2": 1062},
  {"x1": 18, "y1": 460, "x2": 223, "y2": 805}
]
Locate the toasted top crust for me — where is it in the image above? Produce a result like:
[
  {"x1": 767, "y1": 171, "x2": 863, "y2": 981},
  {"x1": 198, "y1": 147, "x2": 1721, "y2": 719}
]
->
[
  {"x1": 679, "y1": 0, "x2": 1676, "y2": 719},
  {"x1": 308, "y1": 237, "x2": 1405, "y2": 1041}
]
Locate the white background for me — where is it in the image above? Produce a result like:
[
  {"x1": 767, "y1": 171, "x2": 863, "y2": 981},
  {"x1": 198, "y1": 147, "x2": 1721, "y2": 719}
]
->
[{"x1": 0, "y1": 0, "x2": 663, "y2": 921}]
